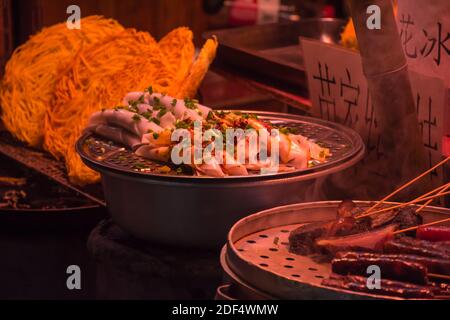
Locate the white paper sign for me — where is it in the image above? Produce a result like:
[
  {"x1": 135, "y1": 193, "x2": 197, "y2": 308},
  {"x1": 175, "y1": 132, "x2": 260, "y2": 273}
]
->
[
  {"x1": 410, "y1": 70, "x2": 448, "y2": 183},
  {"x1": 301, "y1": 37, "x2": 448, "y2": 190},
  {"x1": 397, "y1": 0, "x2": 450, "y2": 85}
]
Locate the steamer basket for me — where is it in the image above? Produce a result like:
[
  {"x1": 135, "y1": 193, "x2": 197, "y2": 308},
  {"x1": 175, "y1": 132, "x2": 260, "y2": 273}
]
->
[
  {"x1": 224, "y1": 201, "x2": 450, "y2": 300},
  {"x1": 77, "y1": 112, "x2": 365, "y2": 248}
]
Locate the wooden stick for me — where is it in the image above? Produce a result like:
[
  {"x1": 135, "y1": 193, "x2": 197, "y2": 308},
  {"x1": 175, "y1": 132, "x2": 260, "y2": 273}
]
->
[
  {"x1": 357, "y1": 190, "x2": 450, "y2": 219},
  {"x1": 415, "y1": 183, "x2": 449, "y2": 203},
  {"x1": 416, "y1": 184, "x2": 450, "y2": 213},
  {"x1": 356, "y1": 183, "x2": 449, "y2": 219},
  {"x1": 363, "y1": 157, "x2": 450, "y2": 214},
  {"x1": 393, "y1": 216, "x2": 450, "y2": 235},
  {"x1": 428, "y1": 273, "x2": 450, "y2": 281}
]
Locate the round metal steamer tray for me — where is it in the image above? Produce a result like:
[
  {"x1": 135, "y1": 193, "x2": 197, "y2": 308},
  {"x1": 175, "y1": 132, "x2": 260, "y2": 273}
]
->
[
  {"x1": 225, "y1": 201, "x2": 450, "y2": 300},
  {"x1": 76, "y1": 111, "x2": 365, "y2": 248}
]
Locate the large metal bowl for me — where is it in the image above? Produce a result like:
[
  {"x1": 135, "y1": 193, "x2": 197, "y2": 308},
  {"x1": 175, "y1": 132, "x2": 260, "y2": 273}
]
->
[{"x1": 76, "y1": 111, "x2": 365, "y2": 248}]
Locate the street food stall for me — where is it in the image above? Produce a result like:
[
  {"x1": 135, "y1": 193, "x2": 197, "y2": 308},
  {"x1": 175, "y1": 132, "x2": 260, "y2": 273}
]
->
[{"x1": 0, "y1": 0, "x2": 449, "y2": 304}]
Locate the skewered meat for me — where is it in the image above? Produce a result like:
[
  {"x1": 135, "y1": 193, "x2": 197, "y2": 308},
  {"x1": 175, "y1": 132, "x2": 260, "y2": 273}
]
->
[
  {"x1": 316, "y1": 224, "x2": 397, "y2": 255},
  {"x1": 430, "y1": 282, "x2": 450, "y2": 296},
  {"x1": 328, "y1": 200, "x2": 371, "y2": 236},
  {"x1": 384, "y1": 237, "x2": 450, "y2": 259},
  {"x1": 322, "y1": 274, "x2": 435, "y2": 299},
  {"x1": 336, "y1": 251, "x2": 450, "y2": 276},
  {"x1": 289, "y1": 201, "x2": 376, "y2": 256},
  {"x1": 288, "y1": 218, "x2": 371, "y2": 255},
  {"x1": 417, "y1": 226, "x2": 450, "y2": 242},
  {"x1": 328, "y1": 216, "x2": 371, "y2": 237},
  {"x1": 337, "y1": 200, "x2": 357, "y2": 218},
  {"x1": 390, "y1": 208, "x2": 423, "y2": 234},
  {"x1": 289, "y1": 221, "x2": 333, "y2": 255},
  {"x1": 370, "y1": 207, "x2": 422, "y2": 233},
  {"x1": 370, "y1": 210, "x2": 398, "y2": 228},
  {"x1": 331, "y1": 252, "x2": 428, "y2": 285}
]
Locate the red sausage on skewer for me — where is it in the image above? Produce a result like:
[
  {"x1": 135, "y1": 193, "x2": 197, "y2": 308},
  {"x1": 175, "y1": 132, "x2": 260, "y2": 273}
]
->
[{"x1": 417, "y1": 226, "x2": 450, "y2": 242}]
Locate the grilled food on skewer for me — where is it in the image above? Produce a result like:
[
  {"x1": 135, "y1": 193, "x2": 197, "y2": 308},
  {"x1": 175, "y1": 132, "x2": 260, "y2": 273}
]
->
[{"x1": 288, "y1": 197, "x2": 450, "y2": 299}]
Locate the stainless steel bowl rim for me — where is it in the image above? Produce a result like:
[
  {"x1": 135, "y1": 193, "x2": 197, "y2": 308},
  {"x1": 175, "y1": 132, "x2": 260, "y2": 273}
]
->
[
  {"x1": 88, "y1": 145, "x2": 364, "y2": 188},
  {"x1": 228, "y1": 200, "x2": 450, "y2": 242}
]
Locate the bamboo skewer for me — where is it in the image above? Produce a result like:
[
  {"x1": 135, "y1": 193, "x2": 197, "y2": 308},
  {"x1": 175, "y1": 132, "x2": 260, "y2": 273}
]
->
[
  {"x1": 356, "y1": 183, "x2": 449, "y2": 219},
  {"x1": 363, "y1": 157, "x2": 450, "y2": 215},
  {"x1": 428, "y1": 273, "x2": 450, "y2": 281},
  {"x1": 416, "y1": 184, "x2": 450, "y2": 213},
  {"x1": 357, "y1": 190, "x2": 450, "y2": 219},
  {"x1": 414, "y1": 183, "x2": 450, "y2": 203}
]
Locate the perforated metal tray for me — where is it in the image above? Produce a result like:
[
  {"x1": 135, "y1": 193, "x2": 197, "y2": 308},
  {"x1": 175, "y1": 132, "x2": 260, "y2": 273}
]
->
[
  {"x1": 0, "y1": 131, "x2": 104, "y2": 206},
  {"x1": 77, "y1": 111, "x2": 364, "y2": 181},
  {"x1": 225, "y1": 201, "x2": 450, "y2": 300}
]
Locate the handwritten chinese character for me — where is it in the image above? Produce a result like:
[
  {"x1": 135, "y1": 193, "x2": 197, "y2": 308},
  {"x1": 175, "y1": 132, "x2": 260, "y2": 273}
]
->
[
  {"x1": 420, "y1": 22, "x2": 450, "y2": 66},
  {"x1": 340, "y1": 68, "x2": 360, "y2": 126},
  {"x1": 313, "y1": 62, "x2": 336, "y2": 96},
  {"x1": 399, "y1": 14, "x2": 418, "y2": 58}
]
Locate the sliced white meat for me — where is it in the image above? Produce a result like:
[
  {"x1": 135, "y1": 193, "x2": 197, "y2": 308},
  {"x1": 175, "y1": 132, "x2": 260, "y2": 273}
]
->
[
  {"x1": 309, "y1": 140, "x2": 330, "y2": 161},
  {"x1": 142, "y1": 129, "x2": 172, "y2": 147},
  {"x1": 91, "y1": 124, "x2": 142, "y2": 149},
  {"x1": 247, "y1": 118, "x2": 267, "y2": 131},
  {"x1": 290, "y1": 134, "x2": 330, "y2": 162},
  {"x1": 277, "y1": 134, "x2": 310, "y2": 169},
  {"x1": 276, "y1": 164, "x2": 296, "y2": 172},
  {"x1": 288, "y1": 134, "x2": 309, "y2": 147},
  {"x1": 287, "y1": 139, "x2": 309, "y2": 168},
  {"x1": 245, "y1": 158, "x2": 271, "y2": 171},
  {"x1": 222, "y1": 153, "x2": 248, "y2": 176},
  {"x1": 122, "y1": 92, "x2": 150, "y2": 106},
  {"x1": 135, "y1": 145, "x2": 171, "y2": 162},
  {"x1": 87, "y1": 110, "x2": 112, "y2": 127},
  {"x1": 196, "y1": 104, "x2": 211, "y2": 119},
  {"x1": 136, "y1": 103, "x2": 153, "y2": 114},
  {"x1": 189, "y1": 146, "x2": 225, "y2": 177},
  {"x1": 194, "y1": 160, "x2": 225, "y2": 178},
  {"x1": 276, "y1": 133, "x2": 291, "y2": 164},
  {"x1": 139, "y1": 119, "x2": 163, "y2": 135},
  {"x1": 149, "y1": 93, "x2": 210, "y2": 121},
  {"x1": 167, "y1": 99, "x2": 202, "y2": 122},
  {"x1": 183, "y1": 109, "x2": 204, "y2": 122},
  {"x1": 159, "y1": 112, "x2": 176, "y2": 128},
  {"x1": 88, "y1": 109, "x2": 163, "y2": 138}
]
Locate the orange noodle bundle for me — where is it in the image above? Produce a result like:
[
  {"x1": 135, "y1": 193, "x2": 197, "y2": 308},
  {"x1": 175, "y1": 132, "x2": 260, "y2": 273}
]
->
[
  {"x1": 0, "y1": 16, "x2": 124, "y2": 147},
  {"x1": 158, "y1": 27, "x2": 218, "y2": 98},
  {"x1": 158, "y1": 27, "x2": 195, "y2": 97},
  {"x1": 44, "y1": 29, "x2": 174, "y2": 185},
  {"x1": 178, "y1": 36, "x2": 218, "y2": 99}
]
